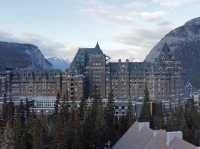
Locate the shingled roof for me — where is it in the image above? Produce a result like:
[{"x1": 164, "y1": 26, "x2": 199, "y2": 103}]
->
[
  {"x1": 143, "y1": 130, "x2": 168, "y2": 149},
  {"x1": 112, "y1": 122, "x2": 198, "y2": 149},
  {"x1": 169, "y1": 137, "x2": 197, "y2": 149},
  {"x1": 113, "y1": 122, "x2": 154, "y2": 149}
]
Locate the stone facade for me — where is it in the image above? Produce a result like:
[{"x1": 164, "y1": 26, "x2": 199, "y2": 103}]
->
[
  {"x1": 9, "y1": 70, "x2": 59, "y2": 97},
  {"x1": 70, "y1": 43, "x2": 184, "y2": 101},
  {"x1": 61, "y1": 71, "x2": 84, "y2": 100},
  {"x1": 106, "y1": 61, "x2": 148, "y2": 100},
  {"x1": 86, "y1": 54, "x2": 106, "y2": 98},
  {"x1": 0, "y1": 71, "x2": 11, "y2": 97},
  {"x1": 0, "y1": 43, "x2": 184, "y2": 102},
  {"x1": 70, "y1": 42, "x2": 107, "y2": 98},
  {"x1": 107, "y1": 44, "x2": 184, "y2": 101},
  {"x1": 0, "y1": 70, "x2": 84, "y2": 101}
]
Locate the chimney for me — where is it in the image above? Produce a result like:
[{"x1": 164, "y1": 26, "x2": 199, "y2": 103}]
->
[{"x1": 166, "y1": 131, "x2": 183, "y2": 146}]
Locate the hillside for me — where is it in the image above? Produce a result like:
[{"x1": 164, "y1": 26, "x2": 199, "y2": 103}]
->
[
  {"x1": 145, "y1": 17, "x2": 200, "y2": 89},
  {"x1": 0, "y1": 41, "x2": 52, "y2": 70}
]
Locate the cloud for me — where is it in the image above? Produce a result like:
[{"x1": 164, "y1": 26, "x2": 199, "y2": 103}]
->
[
  {"x1": 114, "y1": 25, "x2": 174, "y2": 60},
  {"x1": 0, "y1": 31, "x2": 19, "y2": 42},
  {"x1": 104, "y1": 45, "x2": 147, "y2": 62},
  {"x1": 152, "y1": 0, "x2": 200, "y2": 7},
  {"x1": 123, "y1": 1, "x2": 148, "y2": 9},
  {"x1": 0, "y1": 31, "x2": 77, "y2": 61},
  {"x1": 115, "y1": 27, "x2": 168, "y2": 47},
  {"x1": 21, "y1": 33, "x2": 66, "y2": 57},
  {"x1": 81, "y1": 7, "x2": 168, "y2": 26},
  {"x1": 0, "y1": 0, "x2": 180, "y2": 62},
  {"x1": 81, "y1": 1, "x2": 171, "y2": 27},
  {"x1": 80, "y1": 0, "x2": 175, "y2": 61},
  {"x1": 139, "y1": 11, "x2": 165, "y2": 21},
  {"x1": 81, "y1": 7, "x2": 134, "y2": 24}
]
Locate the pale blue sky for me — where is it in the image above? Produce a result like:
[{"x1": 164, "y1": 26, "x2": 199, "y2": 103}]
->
[{"x1": 0, "y1": 0, "x2": 200, "y2": 61}]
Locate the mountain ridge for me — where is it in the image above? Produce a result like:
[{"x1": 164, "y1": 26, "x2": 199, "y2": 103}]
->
[
  {"x1": 0, "y1": 41, "x2": 52, "y2": 70},
  {"x1": 145, "y1": 17, "x2": 200, "y2": 89}
]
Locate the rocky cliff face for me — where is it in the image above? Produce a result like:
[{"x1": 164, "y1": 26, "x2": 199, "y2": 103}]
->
[
  {"x1": 145, "y1": 17, "x2": 200, "y2": 89},
  {"x1": 0, "y1": 41, "x2": 52, "y2": 70}
]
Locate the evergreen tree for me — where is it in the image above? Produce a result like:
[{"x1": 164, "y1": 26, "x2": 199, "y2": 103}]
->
[
  {"x1": 166, "y1": 112, "x2": 175, "y2": 131},
  {"x1": 151, "y1": 103, "x2": 164, "y2": 129},
  {"x1": 14, "y1": 110, "x2": 26, "y2": 149},
  {"x1": 176, "y1": 107, "x2": 187, "y2": 131},
  {"x1": 112, "y1": 116, "x2": 121, "y2": 144},
  {"x1": 95, "y1": 98, "x2": 106, "y2": 149},
  {"x1": 79, "y1": 98, "x2": 87, "y2": 121},
  {"x1": 18, "y1": 100, "x2": 26, "y2": 127},
  {"x1": 2, "y1": 94, "x2": 14, "y2": 122},
  {"x1": 139, "y1": 83, "x2": 151, "y2": 122},
  {"x1": 194, "y1": 129, "x2": 200, "y2": 146},
  {"x1": 126, "y1": 97, "x2": 134, "y2": 128},
  {"x1": 27, "y1": 112, "x2": 48, "y2": 149},
  {"x1": 13, "y1": 101, "x2": 35, "y2": 149},
  {"x1": 54, "y1": 104, "x2": 65, "y2": 149},
  {"x1": 25, "y1": 98, "x2": 30, "y2": 119},
  {"x1": 175, "y1": 107, "x2": 190, "y2": 142},
  {"x1": 118, "y1": 116, "x2": 128, "y2": 140},
  {"x1": 104, "y1": 90, "x2": 115, "y2": 144},
  {"x1": 55, "y1": 93, "x2": 60, "y2": 115},
  {"x1": 71, "y1": 108, "x2": 82, "y2": 149},
  {"x1": 82, "y1": 101, "x2": 97, "y2": 148},
  {"x1": 2, "y1": 94, "x2": 8, "y2": 121},
  {"x1": 82, "y1": 85, "x2": 105, "y2": 149},
  {"x1": 1, "y1": 120, "x2": 15, "y2": 149}
]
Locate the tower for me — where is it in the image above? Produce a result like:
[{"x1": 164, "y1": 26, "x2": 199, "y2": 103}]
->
[{"x1": 70, "y1": 42, "x2": 106, "y2": 98}]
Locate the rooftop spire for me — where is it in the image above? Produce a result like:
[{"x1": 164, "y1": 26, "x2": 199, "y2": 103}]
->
[
  {"x1": 95, "y1": 41, "x2": 100, "y2": 49},
  {"x1": 162, "y1": 43, "x2": 170, "y2": 54},
  {"x1": 159, "y1": 43, "x2": 173, "y2": 61}
]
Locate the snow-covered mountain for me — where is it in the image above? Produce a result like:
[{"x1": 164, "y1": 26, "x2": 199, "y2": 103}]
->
[
  {"x1": 145, "y1": 17, "x2": 200, "y2": 89},
  {"x1": 48, "y1": 57, "x2": 70, "y2": 71},
  {"x1": 0, "y1": 41, "x2": 52, "y2": 70}
]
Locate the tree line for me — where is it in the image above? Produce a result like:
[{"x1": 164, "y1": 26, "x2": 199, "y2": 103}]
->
[
  {"x1": 1, "y1": 85, "x2": 200, "y2": 149},
  {"x1": 0, "y1": 91, "x2": 134, "y2": 149},
  {"x1": 139, "y1": 84, "x2": 200, "y2": 146}
]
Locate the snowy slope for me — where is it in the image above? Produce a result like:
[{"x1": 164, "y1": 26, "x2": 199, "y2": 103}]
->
[{"x1": 48, "y1": 57, "x2": 70, "y2": 71}]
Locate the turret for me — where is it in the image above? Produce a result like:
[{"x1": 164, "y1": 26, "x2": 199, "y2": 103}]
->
[{"x1": 95, "y1": 41, "x2": 100, "y2": 49}]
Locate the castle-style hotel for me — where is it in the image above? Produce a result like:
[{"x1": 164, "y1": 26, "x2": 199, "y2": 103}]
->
[
  {"x1": 0, "y1": 43, "x2": 184, "y2": 102},
  {"x1": 70, "y1": 42, "x2": 184, "y2": 101}
]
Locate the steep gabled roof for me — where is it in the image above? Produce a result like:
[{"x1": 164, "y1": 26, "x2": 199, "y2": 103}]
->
[
  {"x1": 144, "y1": 130, "x2": 168, "y2": 149},
  {"x1": 112, "y1": 122, "x2": 154, "y2": 149},
  {"x1": 169, "y1": 137, "x2": 197, "y2": 149},
  {"x1": 112, "y1": 122, "x2": 198, "y2": 149},
  {"x1": 70, "y1": 43, "x2": 104, "y2": 74}
]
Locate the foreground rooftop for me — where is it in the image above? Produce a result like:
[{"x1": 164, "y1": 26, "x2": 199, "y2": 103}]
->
[{"x1": 112, "y1": 122, "x2": 197, "y2": 149}]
